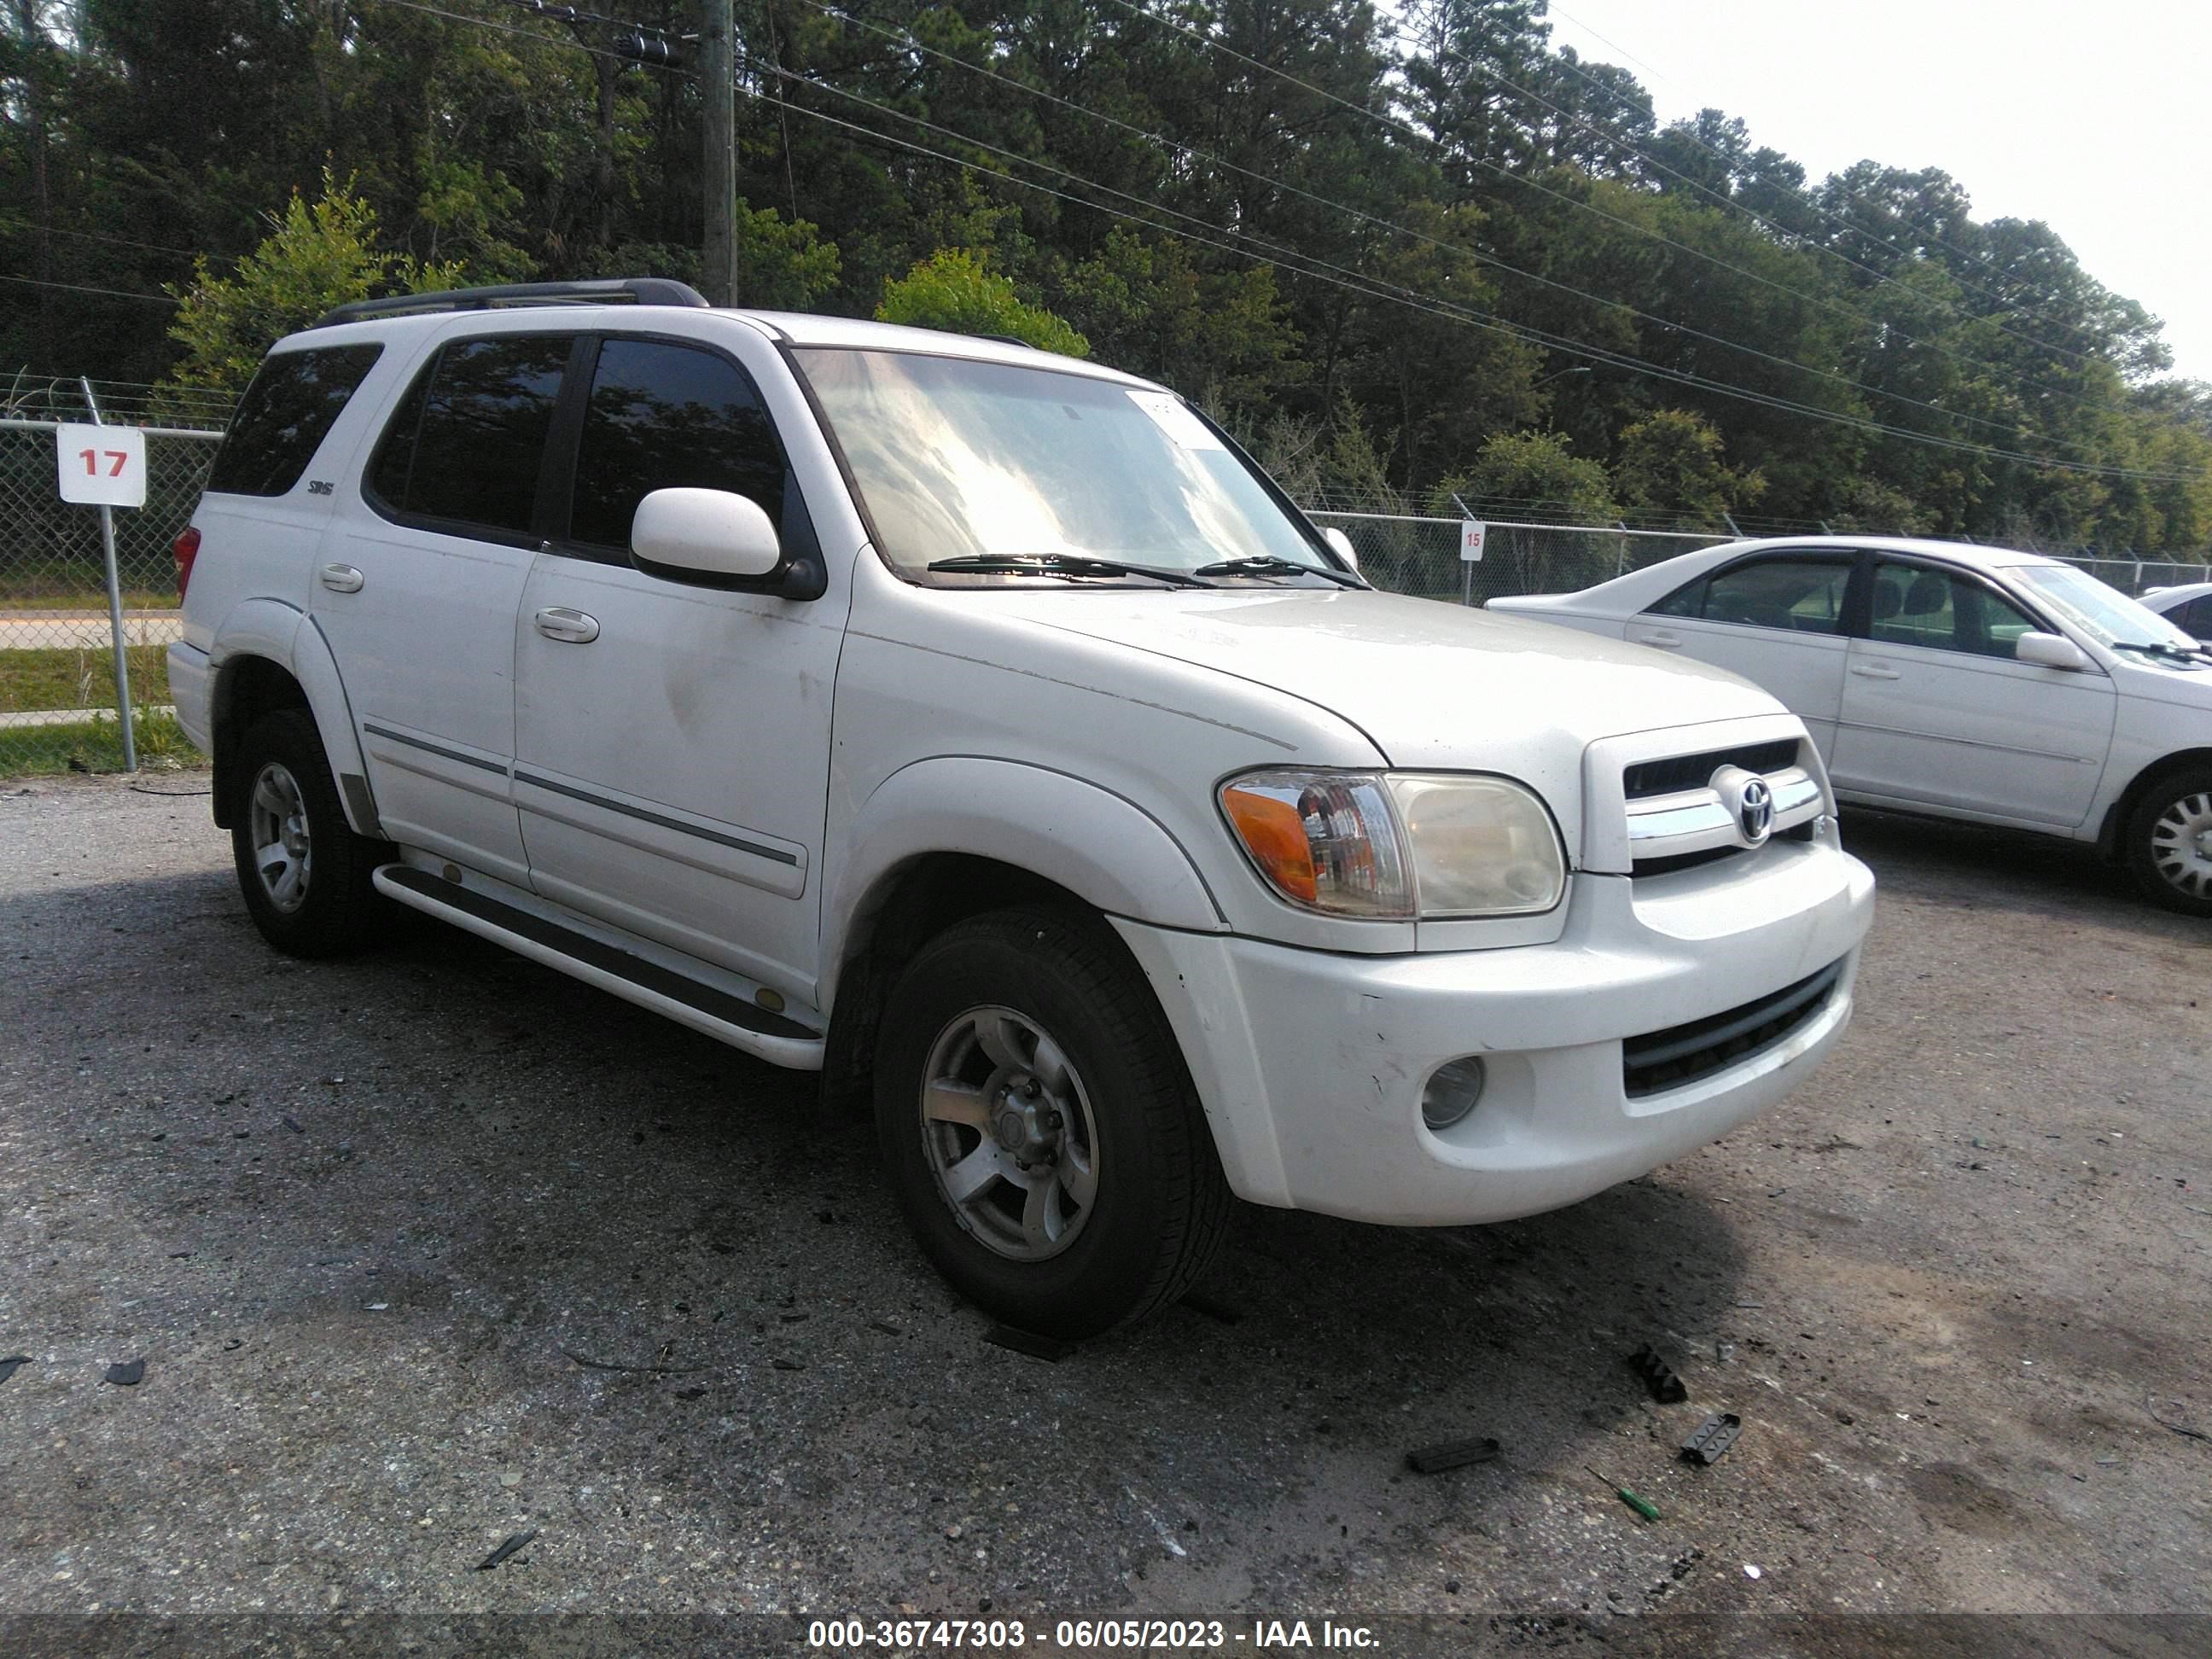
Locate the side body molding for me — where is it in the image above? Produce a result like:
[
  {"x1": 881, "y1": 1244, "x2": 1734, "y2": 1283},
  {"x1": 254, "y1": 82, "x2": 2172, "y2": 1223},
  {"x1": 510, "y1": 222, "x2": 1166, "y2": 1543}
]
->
[
  {"x1": 212, "y1": 597, "x2": 382, "y2": 837},
  {"x1": 826, "y1": 756, "x2": 1226, "y2": 1002}
]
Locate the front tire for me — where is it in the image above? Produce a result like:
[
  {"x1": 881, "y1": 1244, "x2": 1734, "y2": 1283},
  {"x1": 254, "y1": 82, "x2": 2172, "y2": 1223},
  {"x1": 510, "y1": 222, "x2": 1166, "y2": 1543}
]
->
[
  {"x1": 873, "y1": 906, "x2": 1231, "y2": 1339},
  {"x1": 229, "y1": 708, "x2": 391, "y2": 956},
  {"x1": 2124, "y1": 767, "x2": 2212, "y2": 917}
]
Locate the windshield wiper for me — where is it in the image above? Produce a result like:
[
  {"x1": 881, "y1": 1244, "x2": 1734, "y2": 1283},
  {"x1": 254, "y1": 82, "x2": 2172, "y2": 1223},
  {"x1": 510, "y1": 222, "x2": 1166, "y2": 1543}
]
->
[
  {"x1": 1191, "y1": 554, "x2": 1364, "y2": 588},
  {"x1": 926, "y1": 554, "x2": 1214, "y2": 588},
  {"x1": 2112, "y1": 639, "x2": 2210, "y2": 663}
]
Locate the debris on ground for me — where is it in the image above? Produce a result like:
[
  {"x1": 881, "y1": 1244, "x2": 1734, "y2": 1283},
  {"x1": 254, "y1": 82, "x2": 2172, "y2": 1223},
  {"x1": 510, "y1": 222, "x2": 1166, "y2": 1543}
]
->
[
  {"x1": 475, "y1": 1529, "x2": 539, "y2": 1571},
  {"x1": 866, "y1": 1319, "x2": 902, "y2": 1336},
  {"x1": 2148, "y1": 1395, "x2": 2209, "y2": 1443},
  {"x1": 558, "y1": 1348, "x2": 700, "y2": 1375},
  {"x1": 102, "y1": 1359, "x2": 145, "y2": 1386},
  {"x1": 0, "y1": 1355, "x2": 30, "y2": 1385},
  {"x1": 282, "y1": 1115, "x2": 304, "y2": 1133},
  {"x1": 985, "y1": 1324, "x2": 1075, "y2": 1362},
  {"x1": 1681, "y1": 1412, "x2": 1743, "y2": 1467},
  {"x1": 1627, "y1": 1343, "x2": 1689, "y2": 1403},
  {"x1": 1406, "y1": 1436, "x2": 1501, "y2": 1474},
  {"x1": 1584, "y1": 1464, "x2": 1662, "y2": 1522}
]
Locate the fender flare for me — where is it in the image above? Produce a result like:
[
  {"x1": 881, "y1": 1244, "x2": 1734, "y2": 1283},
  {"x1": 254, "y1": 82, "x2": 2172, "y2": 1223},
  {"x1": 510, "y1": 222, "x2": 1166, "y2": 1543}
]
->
[
  {"x1": 211, "y1": 599, "x2": 381, "y2": 837},
  {"x1": 827, "y1": 756, "x2": 1225, "y2": 979}
]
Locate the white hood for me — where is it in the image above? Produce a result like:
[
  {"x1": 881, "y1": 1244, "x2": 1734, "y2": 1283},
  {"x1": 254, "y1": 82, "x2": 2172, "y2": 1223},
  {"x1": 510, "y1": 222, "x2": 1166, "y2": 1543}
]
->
[{"x1": 984, "y1": 585, "x2": 1789, "y2": 766}]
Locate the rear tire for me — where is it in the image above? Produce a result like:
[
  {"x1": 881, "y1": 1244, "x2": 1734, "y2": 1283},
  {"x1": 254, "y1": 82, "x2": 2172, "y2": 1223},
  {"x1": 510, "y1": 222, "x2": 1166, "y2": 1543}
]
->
[
  {"x1": 873, "y1": 906, "x2": 1231, "y2": 1339},
  {"x1": 2124, "y1": 766, "x2": 2212, "y2": 917},
  {"x1": 229, "y1": 708, "x2": 392, "y2": 956}
]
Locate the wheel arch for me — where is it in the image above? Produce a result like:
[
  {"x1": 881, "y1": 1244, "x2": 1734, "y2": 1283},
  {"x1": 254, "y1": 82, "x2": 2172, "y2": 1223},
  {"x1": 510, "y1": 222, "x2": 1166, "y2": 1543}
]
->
[
  {"x1": 818, "y1": 759, "x2": 1229, "y2": 1120},
  {"x1": 2096, "y1": 747, "x2": 2212, "y2": 859},
  {"x1": 208, "y1": 603, "x2": 377, "y2": 836}
]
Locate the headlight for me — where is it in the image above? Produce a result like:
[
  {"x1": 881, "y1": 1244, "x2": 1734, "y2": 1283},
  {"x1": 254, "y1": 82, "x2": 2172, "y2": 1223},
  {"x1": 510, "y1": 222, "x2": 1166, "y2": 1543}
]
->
[
  {"x1": 1219, "y1": 770, "x2": 1564, "y2": 919},
  {"x1": 1385, "y1": 773, "x2": 1566, "y2": 916}
]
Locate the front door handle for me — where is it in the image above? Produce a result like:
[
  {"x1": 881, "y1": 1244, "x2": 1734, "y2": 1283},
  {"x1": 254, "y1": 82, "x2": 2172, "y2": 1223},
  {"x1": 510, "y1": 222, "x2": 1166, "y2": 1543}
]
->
[
  {"x1": 319, "y1": 564, "x2": 364, "y2": 593},
  {"x1": 1634, "y1": 629, "x2": 1683, "y2": 649},
  {"x1": 533, "y1": 606, "x2": 600, "y2": 644},
  {"x1": 1850, "y1": 661, "x2": 1901, "y2": 680}
]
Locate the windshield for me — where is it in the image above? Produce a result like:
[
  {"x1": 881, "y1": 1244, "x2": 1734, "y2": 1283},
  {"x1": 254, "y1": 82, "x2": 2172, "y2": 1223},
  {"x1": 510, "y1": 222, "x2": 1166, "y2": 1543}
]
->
[
  {"x1": 2008, "y1": 563, "x2": 2200, "y2": 652},
  {"x1": 792, "y1": 347, "x2": 1334, "y2": 582}
]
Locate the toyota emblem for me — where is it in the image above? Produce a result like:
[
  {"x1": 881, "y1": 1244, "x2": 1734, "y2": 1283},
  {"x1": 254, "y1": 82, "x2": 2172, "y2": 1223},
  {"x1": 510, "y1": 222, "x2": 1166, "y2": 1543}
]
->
[
  {"x1": 1710, "y1": 765, "x2": 1777, "y2": 847},
  {"x1": 1738, "y1": 777, "x2": 1774, "y2": 845}
]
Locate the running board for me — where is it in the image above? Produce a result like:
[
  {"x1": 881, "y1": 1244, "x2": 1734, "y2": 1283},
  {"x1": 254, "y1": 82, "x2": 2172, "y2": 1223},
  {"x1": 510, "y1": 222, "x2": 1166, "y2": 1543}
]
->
[{"x1": 373, "y1": 864, "x2": 825, "y2": 1071}]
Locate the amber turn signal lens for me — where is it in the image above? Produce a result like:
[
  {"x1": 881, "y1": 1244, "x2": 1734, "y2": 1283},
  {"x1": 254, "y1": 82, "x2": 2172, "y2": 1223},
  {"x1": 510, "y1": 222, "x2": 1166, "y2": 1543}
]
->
[{"x1": 1220, "y1": 783, "x2": 1318, "y2": 903}]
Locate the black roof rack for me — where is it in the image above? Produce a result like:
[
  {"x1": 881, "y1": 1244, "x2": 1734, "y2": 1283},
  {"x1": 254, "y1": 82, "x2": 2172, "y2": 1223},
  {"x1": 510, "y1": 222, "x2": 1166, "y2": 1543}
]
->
[{"x1": 310, "y1": 277, "x2": 710, "y2": 329}]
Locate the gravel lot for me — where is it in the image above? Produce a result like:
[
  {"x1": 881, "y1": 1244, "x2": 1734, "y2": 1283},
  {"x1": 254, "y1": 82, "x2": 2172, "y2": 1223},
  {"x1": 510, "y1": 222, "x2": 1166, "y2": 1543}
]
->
[{"x1": 1, "y1": 775, "x2": 2207, "y2": 1650}]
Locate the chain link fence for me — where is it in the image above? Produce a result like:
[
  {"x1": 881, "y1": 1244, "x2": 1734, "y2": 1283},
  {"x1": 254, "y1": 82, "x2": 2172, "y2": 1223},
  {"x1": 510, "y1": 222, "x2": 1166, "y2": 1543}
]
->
[
  {"x1": 1311, "y1": 512, "x2": 1733, "y2": 604},
  {"x1": 0, "y1": 416, "x2": 222, "y2": 776},
  {"x1": 3, "y1": 381, "x2": 2209, "y2": 775}
]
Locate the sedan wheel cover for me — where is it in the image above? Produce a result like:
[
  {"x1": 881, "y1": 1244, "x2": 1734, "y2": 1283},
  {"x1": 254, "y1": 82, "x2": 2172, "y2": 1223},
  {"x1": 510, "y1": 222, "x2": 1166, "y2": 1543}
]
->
[
  {"x1": 918, "y1": 1004, "x2": 1100, "y2": 1262},
  {"x1": 248, "y1": 761, "x2": 314, "y2": 914},
  {"x1": 2149, "y1": 790, "x2": 2212, "y2": 899}
]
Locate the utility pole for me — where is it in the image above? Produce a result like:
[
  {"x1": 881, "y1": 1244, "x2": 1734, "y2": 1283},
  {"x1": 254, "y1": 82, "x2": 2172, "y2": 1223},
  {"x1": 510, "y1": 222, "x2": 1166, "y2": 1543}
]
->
[{"x1": 701, "y1": 0, "x2": 736, "y2": 306}]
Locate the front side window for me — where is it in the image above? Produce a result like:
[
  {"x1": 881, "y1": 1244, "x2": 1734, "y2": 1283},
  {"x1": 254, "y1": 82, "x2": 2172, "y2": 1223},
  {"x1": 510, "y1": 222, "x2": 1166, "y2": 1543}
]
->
[
  {"x1": 207, "y1": 344, "x2": 383, "y2": 497},
  {"x1": 1870, "y1": 562, "x2": 2036, "y2": 658},
  {"x1": 791, "y1": 348, "x2": 1331, "y2": 581},
  {"x1": 367, "y1": 334, "x2": 575, "y2": 538},
  {"x1": 2010, "y1": 563, "x2": 2197, "y2": 655},
  {"x1": 567, "y1": 339, "x2": 785, "y2": 550},
  {"x1": 1651, "y1": 555, "x2": 1851, "y2": 633}
]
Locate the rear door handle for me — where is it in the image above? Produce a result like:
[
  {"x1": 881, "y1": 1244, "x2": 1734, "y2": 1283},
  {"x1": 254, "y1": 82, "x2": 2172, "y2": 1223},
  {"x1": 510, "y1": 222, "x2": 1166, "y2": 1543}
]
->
[
  {"x1": 1850, "y1": 661, "x2": 1901, "y2": 680},
  {"x1": 533, "y1": 607, "x2": 600, "y2": 644},
  {"x1": 319, "y1": 564, "x2": 364, "y2": 593},
  {"x1": 1634, "y1": 630, "x2": 1683, "y2": 649}
]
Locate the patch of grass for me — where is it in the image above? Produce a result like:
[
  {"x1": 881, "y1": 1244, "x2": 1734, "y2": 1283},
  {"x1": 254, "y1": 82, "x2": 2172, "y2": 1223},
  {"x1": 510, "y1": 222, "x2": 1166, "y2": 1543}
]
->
[
  {"x1": 0, "y1": 644, "x2": 171, "y2": 713},
  {"x1": 0, "y1": 563, "x2": 176, "y2": 610},
  {"x1": 0, "y1": 708, "x2": 203, "y2": 777}
]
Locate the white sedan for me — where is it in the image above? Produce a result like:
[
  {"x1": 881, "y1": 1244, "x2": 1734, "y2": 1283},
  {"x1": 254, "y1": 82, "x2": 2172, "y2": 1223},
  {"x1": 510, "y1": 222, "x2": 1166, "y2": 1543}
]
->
[
  {"x1": 2142, "y1": 581, "x2": 2212, "y2": 646},
  {"x1": 1490, "y1": 536, "x2": 2212, "y2": 915}
]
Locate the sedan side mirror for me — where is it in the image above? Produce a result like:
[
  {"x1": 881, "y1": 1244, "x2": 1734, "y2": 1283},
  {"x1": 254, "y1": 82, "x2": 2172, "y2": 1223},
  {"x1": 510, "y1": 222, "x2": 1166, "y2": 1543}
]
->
[
  {"x1": 1322, "y1": 527, "x2": 1359, "y2": 570},
  {"x1": 632, "y1": 487, "x2": 782, "y2": 585},
  {"x1": 2016, "y1": 630, "x2": 2091, "y2": 671}
]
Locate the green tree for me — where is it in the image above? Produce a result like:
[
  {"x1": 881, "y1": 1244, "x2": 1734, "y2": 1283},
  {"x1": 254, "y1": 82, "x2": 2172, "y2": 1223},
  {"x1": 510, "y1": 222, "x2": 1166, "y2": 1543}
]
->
[
  {"x1": 1435, "y1": 429, "x2": 1619, "y2": 521},
  {"x1": 876, "y1": 247, "x2": 1087, "y2": 357},
  {"x1": 163, "y1": 175, "x2": 463, "y2": 394},
  {"x1": 1612, "y1": 409, "x2": 1767, "y2": 526}
]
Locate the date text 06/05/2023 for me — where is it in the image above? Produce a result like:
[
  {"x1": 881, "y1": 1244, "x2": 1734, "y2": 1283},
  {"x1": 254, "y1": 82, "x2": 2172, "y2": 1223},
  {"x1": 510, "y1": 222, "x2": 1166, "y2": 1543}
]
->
[{"x1": 806, "y1": 1617, "x2": 1381, "y2": 1650}]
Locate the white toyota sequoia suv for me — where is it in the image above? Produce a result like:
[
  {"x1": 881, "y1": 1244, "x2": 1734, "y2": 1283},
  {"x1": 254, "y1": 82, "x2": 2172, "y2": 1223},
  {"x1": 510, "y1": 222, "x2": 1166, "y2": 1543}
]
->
[{"x1": 169, "y1": 280, "x2": 1876, "y2": 1336}]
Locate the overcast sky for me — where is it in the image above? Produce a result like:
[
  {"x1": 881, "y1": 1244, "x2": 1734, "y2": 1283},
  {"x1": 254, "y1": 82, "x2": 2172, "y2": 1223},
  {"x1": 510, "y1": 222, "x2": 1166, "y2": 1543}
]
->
[{"x1": 1540, "y1": 0, "x2": 2212, "y2": 383}]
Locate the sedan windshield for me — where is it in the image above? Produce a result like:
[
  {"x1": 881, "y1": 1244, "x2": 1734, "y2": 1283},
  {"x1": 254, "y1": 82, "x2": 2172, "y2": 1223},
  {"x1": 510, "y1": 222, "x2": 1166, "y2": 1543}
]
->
[
  {"x1": 2008, "y1": 563, "x2": 2200, "y2": 653},
  {"x1": 792, "y1": 347, "x2": 1336, "y2": 583}
]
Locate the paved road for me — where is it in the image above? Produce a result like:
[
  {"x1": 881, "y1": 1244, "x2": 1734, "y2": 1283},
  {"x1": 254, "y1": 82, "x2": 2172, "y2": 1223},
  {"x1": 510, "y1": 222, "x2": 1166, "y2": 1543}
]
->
[
  {"x1": 0, "y1": 778, "x2": 2206, "y2": 1645},
  {"x1": 0, "y1": 613, "x2": 182, "y2": 649}
]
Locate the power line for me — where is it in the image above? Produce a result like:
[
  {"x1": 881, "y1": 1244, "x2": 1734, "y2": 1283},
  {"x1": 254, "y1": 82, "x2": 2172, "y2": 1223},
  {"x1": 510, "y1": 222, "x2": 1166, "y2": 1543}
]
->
[
  {"x1": 815, "y1": 4, "x2": 2131, "y2": 463},
  {"x1": 0, "y1": 273, "x2": 178, "y2": 306},
  {"x1": 1107, "y1": 0, "x2": 2127, "y2": 425},
  {"x1": 371, "y1": 0, "x2": 693, "y2": 74},
  {"x1": 347, "y1": 0, "x2": 2208, "y2": 482},
  {"x1": 1525, "y1": 17, "x2": 2127, "y2": 364},
  {"x1": 1389, "y1": 16, "x2": 2116, "y2": 375},
  {"x1": 758, "y1": 64, "x2": 2203, "y2": 484}
]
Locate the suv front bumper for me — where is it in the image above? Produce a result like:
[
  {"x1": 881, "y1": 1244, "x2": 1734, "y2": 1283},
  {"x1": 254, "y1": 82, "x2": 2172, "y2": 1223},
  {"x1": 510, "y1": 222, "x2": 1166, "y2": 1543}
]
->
[{"x1": 1111, "y1": 833, "x2": 1874, "y2": 1225}]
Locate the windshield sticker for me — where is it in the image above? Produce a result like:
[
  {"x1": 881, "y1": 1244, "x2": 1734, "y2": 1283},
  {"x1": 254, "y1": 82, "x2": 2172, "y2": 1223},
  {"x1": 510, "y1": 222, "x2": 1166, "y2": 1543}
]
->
[{"x1": 1129, "y1": 390, "x2": 1225, "y2": 451}]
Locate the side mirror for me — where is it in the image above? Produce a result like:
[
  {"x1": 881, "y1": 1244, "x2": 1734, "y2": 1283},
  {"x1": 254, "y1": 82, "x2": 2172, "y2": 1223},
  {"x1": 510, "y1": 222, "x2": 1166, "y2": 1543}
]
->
[
  {"x1": 2016, "y1": 630, "x2": 2090, "y2": 671},
  {"x1": 1322, "y1": 526, "x2": 1359, "y2": 570},
  {"x1": 632, "y1": 487, "x2": 782, "y2": 585}
]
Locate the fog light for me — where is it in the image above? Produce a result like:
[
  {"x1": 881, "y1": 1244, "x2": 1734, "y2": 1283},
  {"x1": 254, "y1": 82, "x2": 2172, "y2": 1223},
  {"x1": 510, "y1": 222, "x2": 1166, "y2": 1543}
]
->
[{"x1": 1421, "y1": 1056, "x2": 1487, "y2": 1131}]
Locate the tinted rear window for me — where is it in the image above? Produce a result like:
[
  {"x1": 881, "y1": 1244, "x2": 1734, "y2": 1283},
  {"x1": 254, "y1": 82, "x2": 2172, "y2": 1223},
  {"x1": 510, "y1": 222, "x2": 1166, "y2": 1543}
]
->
[
  {"x1": 367, "y1": 335, "x2": 574, "y2": 538},
  {"x1": 205, "y1": 345, "x2": 383, "y2": 497}
]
